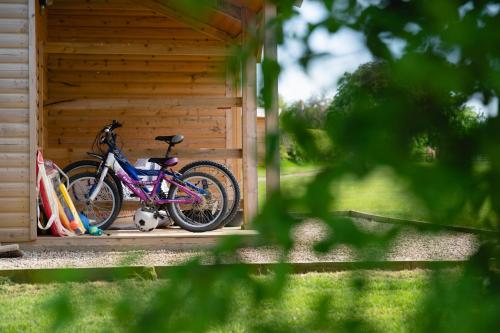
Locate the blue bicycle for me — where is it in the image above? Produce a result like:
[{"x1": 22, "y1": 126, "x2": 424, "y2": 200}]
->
[{"x1": 66, "y1": 121, "x2": 232, "y2": 232}]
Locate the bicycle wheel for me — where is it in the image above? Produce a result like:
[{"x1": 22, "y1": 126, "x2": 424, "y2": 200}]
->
[
  {"x1": 68, "y1": 172, "x2": 121, "y2": 230},
  {"x1": 167, "y1": 171, "x2": 227, "y2": 232},
  {"x1": 63, "y1": 159, "x2": 124, "y2": 204},
  {"x1": 179, "y1": 160, "x2": 240, "y2": 226}
]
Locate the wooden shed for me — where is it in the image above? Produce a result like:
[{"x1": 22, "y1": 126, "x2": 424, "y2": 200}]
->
[{"x1": 0, "y1": 0, "x2": 285, "y2": 243}]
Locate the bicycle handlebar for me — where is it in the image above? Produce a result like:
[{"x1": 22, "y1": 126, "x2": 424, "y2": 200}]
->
[
  {"x1": 109, "y1": 120, "x2": 122, "y2": 131},
  {"x1": 99, "y1": 120, "x2": 122, "y2": 146}
]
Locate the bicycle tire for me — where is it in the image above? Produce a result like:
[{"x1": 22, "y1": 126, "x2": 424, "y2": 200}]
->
[
  {"x1": 179, "y1": 160, "x2": 241, "y2": 226},
  {"x1": 68, "y1": 172, "x2": 122, "y2": 230},
  {"x1": 167, "y1": 171, "x2": 228, "y2": 232},
  {"x1": 63, "y1": 159, "x2": 125, "y2": 204}
]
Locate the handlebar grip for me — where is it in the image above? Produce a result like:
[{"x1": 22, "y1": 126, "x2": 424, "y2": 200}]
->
[{"x1": 110, "y1": 120, "x2": 122, "y2": 130}]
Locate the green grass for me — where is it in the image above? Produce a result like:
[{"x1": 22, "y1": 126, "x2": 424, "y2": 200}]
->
[
  {"x1": 331, "y1": 168, "x2": 428, "y2": 220},
  {"x1": 258, "y1": 160, "x2": 320, "y2": 177},
  {"x1": 259, "y1": 162, "x2": 427, "y2": 220},
  {"x1": 258, "y1": 161, "x2": 491, "y2": 228},
  {"x1": 220, "y1": 270, "x2": 432, "y2": 333},
  {"x1": 0, "y1": 270, "x2": 437, "y2": 333}
]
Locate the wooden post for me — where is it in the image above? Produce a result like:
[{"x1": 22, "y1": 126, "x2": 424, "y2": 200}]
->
[
  {"x1": 263, "y1": 1, "x2": 280, "y2": 195},
  {"x1": 28, "y1": 0, "x2": 38, "y2": 240},
  {"x1": 225, "y1": 60, "x2": 235, "y2": 179},
  {"x1": 241, "y1": 9, "x2": 258, "y2": 226}
]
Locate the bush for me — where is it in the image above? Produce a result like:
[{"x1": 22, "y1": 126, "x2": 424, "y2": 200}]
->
[
  {"x1": 280, "y1": 96, "x2": 333, "y2": 163},
  {"x1": 281, "y1": 129, "x2": 333, "y2": 164}
]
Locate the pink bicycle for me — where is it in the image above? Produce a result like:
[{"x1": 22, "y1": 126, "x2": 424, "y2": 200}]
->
[{"x1": 67, "y1": 121, "x2": 228, "y2": 233}]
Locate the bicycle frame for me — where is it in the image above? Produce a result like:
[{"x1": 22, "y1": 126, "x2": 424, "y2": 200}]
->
[{"x1": 88, "y1": 152, "x2": 206, "y2": 206}]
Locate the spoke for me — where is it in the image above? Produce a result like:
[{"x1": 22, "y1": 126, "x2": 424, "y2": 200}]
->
[
  {"x1": 91, "y1": 200, "x2": 111, "y2": 208},
  {"x1": 70, "y1": 178, "x2": 115, "y2": 227},
  {"x1": 92, "y1": 204, "x2": 112, "y2": 224},
  {"x1": 195, "y1": 211, "x2": 202, "y2": 225},
  {"x1": 191, "y1": 210, "x2": 198, "y2": 225},
  {"x1": 202, "y1": 210, "x2": 211, "y2": 224},
  {"x1": 198, "y1": 209, "x2": 206, "y2": 225},
  {"x1": 88, "y1": 205, "x2": 99, "y2": 223},
  {"x1": 190, "y1": 209, "x2": 198, "y2": 225},
  {"x1": 202, "y1": 209, "x2": 209, "y2": 225}
]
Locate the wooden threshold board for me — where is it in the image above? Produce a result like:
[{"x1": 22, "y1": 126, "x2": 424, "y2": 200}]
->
[{"x1": 20, "y1": 227, "x2": 257, "y2": 250}]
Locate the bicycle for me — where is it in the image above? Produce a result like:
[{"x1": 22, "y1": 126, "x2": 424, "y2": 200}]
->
[
  {"x1": 67, "y1": 121, "x2": 228, "y2": 232},
  {"x1": 63, "y1": 139, "x2": 241, "y2": 227}
]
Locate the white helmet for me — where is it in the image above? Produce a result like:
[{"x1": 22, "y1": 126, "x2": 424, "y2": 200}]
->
[
  {"x1": 134, "y1": 208, "x2": 158, "y2": 232},
  {"x1": 157, "y1": 210, "x2": 173, "y2": 228}
]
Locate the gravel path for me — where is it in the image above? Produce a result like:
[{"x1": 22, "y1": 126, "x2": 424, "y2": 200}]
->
[{"x1": 0, "y1": 219, "x2": 478, "y2": 270}]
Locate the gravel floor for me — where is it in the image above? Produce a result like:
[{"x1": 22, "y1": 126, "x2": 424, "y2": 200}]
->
[{"x1": 0, "y1": 219, "x2": 479, "y2": 270}]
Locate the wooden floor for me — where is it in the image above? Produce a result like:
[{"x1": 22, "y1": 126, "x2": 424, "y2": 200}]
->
[{"x1": 19, "y1": 227, "x2": 257, "y2": 251}]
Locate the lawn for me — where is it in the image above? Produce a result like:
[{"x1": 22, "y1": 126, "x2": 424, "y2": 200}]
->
[
  {"x1": 0, "y1": 270, "x2": 436, "y2": 333},
  {"x1": 259, "y1": 163, "x2": 428, "y2": 220},
  {"x1": 258, "y1": 161, "x2": 489, "y2": 228}
]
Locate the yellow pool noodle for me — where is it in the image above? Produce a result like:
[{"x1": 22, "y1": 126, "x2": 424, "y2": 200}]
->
[
  {"x1": 59, "y1": 183, "x2": 86, "y2": 233},
  {"x1": 55, "y1": 196, "x2": 73, "y2": 232}
]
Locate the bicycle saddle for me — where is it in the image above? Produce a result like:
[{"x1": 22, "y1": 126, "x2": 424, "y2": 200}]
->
[
  {"x1": 155, "y1": 135, "x2": 184, "y2": 145},
  {"x1": 148, "y1": 156, "x2": 179, "y2": 167}
]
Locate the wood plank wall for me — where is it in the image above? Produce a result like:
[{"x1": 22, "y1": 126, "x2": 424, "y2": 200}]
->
[
  {"x1": 44, "y1": 0, "x2": 235, "y2": 169},
  {"x1": 0, "y1": 0, "x2": 32, "y2": 241}
]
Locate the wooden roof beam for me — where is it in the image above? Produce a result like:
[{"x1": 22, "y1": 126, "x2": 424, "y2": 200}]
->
[
  {"x1": 213, "y1": 0, "x2": 242, "y2": 21},
  {"x1": 44, "y1": 41, "x2": 233, "y2": 56},
  {"x1": 225, "y1": 0, "x2": 262, "y2": 12},
  {"x1": 141, "y1": 0, "x2": 238, "y2": 44}
]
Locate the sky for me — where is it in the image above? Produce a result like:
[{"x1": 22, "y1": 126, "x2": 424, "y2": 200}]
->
[
  {"x1": 278, "y1": 0, "x2": 372, "y2": 103},
  {"x1": 276, "y1": 0, "x2": 498, "y2": 116}
]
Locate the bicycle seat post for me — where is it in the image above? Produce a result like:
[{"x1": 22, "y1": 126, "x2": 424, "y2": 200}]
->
[{"x1": 165, "y1": 143, "x2": 173, "y2": 159}]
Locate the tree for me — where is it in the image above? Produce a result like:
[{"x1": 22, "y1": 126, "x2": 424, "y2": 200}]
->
[
  {"x1": 327, "y1": 61, "x2": 482, "y2": 159},
  {"x1": 327, "y1": 61, "x2": 390, "y2": 117}
]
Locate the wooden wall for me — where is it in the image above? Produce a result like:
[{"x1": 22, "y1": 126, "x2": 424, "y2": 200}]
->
[
  {"x1": 0, "y1": 0, "x2": 263, "y2": 241},
  {"x1": 43, "y1": 0, "x2": 240, "y2": 169},
  {"x1": 0, "y1": 0, "x2": 34, "y2": 242}
]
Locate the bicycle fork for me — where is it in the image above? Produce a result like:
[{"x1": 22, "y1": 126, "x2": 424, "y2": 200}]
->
[{"x1": 88, "y1": 153, "x2": 116, "y2": 201}]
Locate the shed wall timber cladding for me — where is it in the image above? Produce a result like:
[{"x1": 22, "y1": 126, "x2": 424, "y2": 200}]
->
[
  {"x1": 44, "y1": 1, "x2": 232, "y2": 167},
  {"x1": 0, "y1": 0, "x2": 34, "y2": 241}
]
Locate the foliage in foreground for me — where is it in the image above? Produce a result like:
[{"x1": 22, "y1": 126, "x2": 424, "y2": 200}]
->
[{"x1": 17, "y1": 0, "x2": 500, "y2": 332}]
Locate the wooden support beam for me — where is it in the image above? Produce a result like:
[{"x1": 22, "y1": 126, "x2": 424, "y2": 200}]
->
[
  {"x1": 255, "y1": 9, "x2": 265, "y2": 61},
  {"x1": 241, "y1": 9, "x2": 258, "y2": 226},
  {"x1": 214, "y1": 1, "x2": 242, "y2": 21},
  {"x1": 264, "y1": 1, "x2": 280, "y2": 195},
  {"x1": 225, "y1": 0, "x2": 261, "y2": 12},
  {"x1": 28, "y1": 0, "x2": 37, "y2": 241},
  {"x1": 232, "y1": 57, "x2": 243, "y2": 190},
  {"x1": 140, "y1": 0, "x2": 236, "y2": 43},
  {"x1": 225, "y1": 60, "x2": 235, "y2": 179},
  {"x1": 44, "y1": 97, "x2": 242, "y2": 110},
  {"x1": 45, "y1": 148, "x2": 243, "y2": 161},
  {"x1": 44, "y1": 41, "x2": 233, "y2": 56}
]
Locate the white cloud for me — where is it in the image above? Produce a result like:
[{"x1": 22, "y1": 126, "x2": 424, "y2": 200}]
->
[{"x1": 278, "y1": 1, "x2": 373, "y2": 103}]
